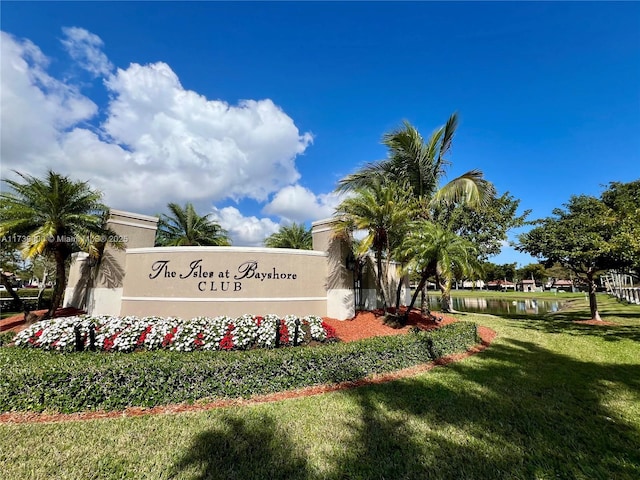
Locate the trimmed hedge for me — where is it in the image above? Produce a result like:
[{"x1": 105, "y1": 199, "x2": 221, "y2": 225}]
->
[
  {"x1": 0, "y1": 322, "x2": 478, "y2": 413},
  {"x1": 0, "y1": 331, "x2": 16, "y2": 347}
]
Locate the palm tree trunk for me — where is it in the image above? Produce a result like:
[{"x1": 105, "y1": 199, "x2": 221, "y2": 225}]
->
[
  {"x1": 47, "y1": 250, "x2": 67, "y2": 318},
  {"x1": 36, "y1": 266, "x2": 49, "y2": 310},
  {"x1": 375, "y1": 249, "x2": 387, "y2": 312},
  {"x1": 0, "y1": 274, "x2": 23, "y2": 311},
  {"x1": 437, "y1": 273, "x2": 452, "y2": 313},
  {"x1": 407, "y1": 274, "x2": 428, "y2": 318},
  {"x1": 587, "y1": 269, "x2": 601, "y2": 321},
  {"x1": 395, "y1": 277, "x2": 403, "y2": 312}
]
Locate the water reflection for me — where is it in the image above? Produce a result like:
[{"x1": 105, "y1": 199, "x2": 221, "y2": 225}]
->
[{"x1": 426, "y1": 295, "x2": 562, "y2": 315}]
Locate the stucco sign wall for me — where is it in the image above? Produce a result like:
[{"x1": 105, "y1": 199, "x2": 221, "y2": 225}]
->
[{"x1": 121, "y1": 247, "x2": 328, "y2": 318}]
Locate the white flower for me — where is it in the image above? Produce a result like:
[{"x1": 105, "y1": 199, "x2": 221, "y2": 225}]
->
[{"x1": 12, "y1": 311, "x2": 334, "y2": 353}]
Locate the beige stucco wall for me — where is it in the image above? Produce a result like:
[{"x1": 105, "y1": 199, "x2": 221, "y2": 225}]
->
[
  {"x1": 94, "y1": 209, "x2": 158, "y2": 289},
  {"x1": 63, "y1": 210, "x2": 158, "y2": 314},
  {"x1": 311, "y1": 218, "x2": 410, "y2": 315},
  {"x1": 120, "y1": 247, "x2": 328, "y2": 318},
  {"x1": 66, "y1": 211, "x2": 407, "y2": 321},
  {"x1": 311, "y1": 218, "x2": 354, "y2": 319}
]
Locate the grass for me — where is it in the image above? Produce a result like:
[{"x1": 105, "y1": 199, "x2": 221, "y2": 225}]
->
[
  {"x1": 444, "y1": 289, "x2": 587, "y2": 301},
  {"x1": 0, "y1": 288, "x2": 52, "y2": 298},
  {"x1": 1, "y1": 296, "x2": 639, "y2": 479},
  {"x1": 1, "y1": 289, "x2": 53, "y2": 319}
]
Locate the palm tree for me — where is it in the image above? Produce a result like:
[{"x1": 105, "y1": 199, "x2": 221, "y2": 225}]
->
[
  {"x1": 264, "y1": 223, "x2": 312, "y2": 250},
  {"x1": 0, "y1": 170, "x2": 118, "y2": 317},
  {"x1": 336, "y1": 114, "x2": 494, "y2": 310},
  {"x1": 156, "y1": 202, "x2": 231, "y2": 246},
  {"x1": 337, "y1": 114, "x2": 494, "y2": 211},
  {"x1": 401, "y1": 221, "x2": 482, "y2": 313},
  {"x1": 333, "y1": 179, "x2": 415, "y2": 312}
]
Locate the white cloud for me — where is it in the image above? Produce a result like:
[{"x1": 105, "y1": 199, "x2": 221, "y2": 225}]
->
[
  {"x1": 0, "y1": 29, "x2": 314, "y2": 215},
  {"x1": 211, "y1": 206, "x2": 280, "y2": 246},
  {"x1": 100, "y1": 61, "x2": 312, "y2": 208},
  {"x1": 262, "y1": 184, "x2": 343, "y2": 223},
  {"x1": 60, "y1": 26, "x2": 113, "y2": 77},
  {"x1": 0, "y1": 31, "x2": 98, "y2": 171}
]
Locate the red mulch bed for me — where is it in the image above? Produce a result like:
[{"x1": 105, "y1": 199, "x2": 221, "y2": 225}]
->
[
  {"x1": 573, "y1": 319, "x2": 618, "y2": 326},
  {"x1": 323, "y1": 308, "x2": 458, "y2": 342},
  {"x1": 0, "y1": 308, "x2": 496, "y2": 424},
  {"x1": 0, "y1": 307, "x2": 86, "y2": 333}
]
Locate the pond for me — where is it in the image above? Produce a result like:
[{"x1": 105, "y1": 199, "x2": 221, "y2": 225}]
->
[{"x1": 425, "y1": 294, "x2": 564, "y2": 316}]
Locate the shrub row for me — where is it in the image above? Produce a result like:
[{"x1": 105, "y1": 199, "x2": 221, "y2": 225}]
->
[{"x1": 0, "y1": 322, "x2": 478, "y2": 413}]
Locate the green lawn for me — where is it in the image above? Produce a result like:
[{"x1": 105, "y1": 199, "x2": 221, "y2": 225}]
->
[
  {"x1": 1, "y1": 289, "x2": 53, "y2": 319},
  {"x1": 443, "y1": 288, "x2": 587, "y2": 301},
  {"x1": 1, "y1": 296, "x2": 639, "y2": 479}
]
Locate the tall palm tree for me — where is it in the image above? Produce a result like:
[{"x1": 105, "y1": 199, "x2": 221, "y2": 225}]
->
[
  {"x1": 264, "y1": 223, "x2": 312, "y2": 250},
  {"x1": 0, "y1": 170, "x2": 118, "y2": 317},
  {"x1": 333, "y1": 179, "x2": 415, "y2": 312},
  {"x1": 155, "y1": 202, "x2": 231, "y2": 246},
  {"x1": 336, "y1": 114, "x2": 494, "y2": 310},
  {"x1": 337, "y1": 114, "x2": 494, "y2": 211},
  {"x1": 401, "y1": 221, "x2": 482, "y2": 313}
]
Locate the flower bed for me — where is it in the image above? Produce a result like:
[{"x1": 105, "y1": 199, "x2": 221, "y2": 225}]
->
[
  {"x1": 13, "y1": 314, "x2": 336, "y2": 353},
  {"x1": 0, "y1": 321, "x2": 478, "y2": 413}
]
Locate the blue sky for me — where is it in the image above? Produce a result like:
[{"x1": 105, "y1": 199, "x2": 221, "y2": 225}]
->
[{"x1": 1, "y1": 1, "x2": 639, "y2": 266}]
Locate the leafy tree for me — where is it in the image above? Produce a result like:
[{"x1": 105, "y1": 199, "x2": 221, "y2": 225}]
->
[
  {"x1": 517, "y1": 195, "x2": 618, "y2": 321},
  {"x1": 436, "y1": 191, "x2": 530, "y2": 260},
  {"x1": 156, "y1": 203, "x2": 230, "y2": 247},
  {"x1": 545, "y1": 262, "x2": 575, "y2": 282},
  {"x1": 482, "y1": 262, "x2": 517, "y2": 283},
  {"x1": 264, "y1": 223, "x2": 312, "y2": 250},
  {"x1": 401, "y1": 221, "x2": 482, "y2": 313},
  {"x1": 517, "y1": 263, "x2": 547, "y2": 284},
  {"x1": 0, "y1": 171, "x2": 118, "y2": 317},
  {"x1": 601, "y1": 180, "x2": 640, "y2": 270}
]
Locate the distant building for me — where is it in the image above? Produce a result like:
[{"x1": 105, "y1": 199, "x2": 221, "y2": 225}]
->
[
  {"x1": 486, "y1": 280, "x2": 516, "y2": 291},
  {"x1": 518, "y1": 279, "x2": 538, "y2": 292},
  {"x1": 460, "y1": 279, "x2": 486, "y2": 289},
  {"x1": 551, "y1": 279, "x2": 573, "y2": 292}
]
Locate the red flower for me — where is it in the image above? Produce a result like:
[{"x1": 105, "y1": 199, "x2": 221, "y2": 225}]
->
[
  {"x1": 219, "y1": 323, "x2": 236, "y2": 350},
  {"x1": 279, "y1": 322, "x2": 290, "y2": 344},
  {"x1": 35, "y1": 329, "x2": 43, "y2": 338},
  {"x1": 321, "y1": 321, "x2": 337, "y2": 339},
  {"x1": 137, "y1": 327, "x2": 151, "y2": 346},
  {"x1": 255, "y1": 316, "x2": 263, "y2": 327},
  {"x1": 104, "y1": 332, "x2": 120, "y2": 351},
  {"x1": 162, "y1": 332, "x2": 174, "y2": 347},
  {"x1": 219, "y1": 335, "x2": 234, "y2": 350}
]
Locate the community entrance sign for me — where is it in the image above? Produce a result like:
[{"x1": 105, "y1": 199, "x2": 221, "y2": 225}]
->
[
  {"x1": 64, "y1": 211, "x2": 406, "y2": 320},
  {"x1": 120, "y1": 247, "x2": 327, "y2": 317}
]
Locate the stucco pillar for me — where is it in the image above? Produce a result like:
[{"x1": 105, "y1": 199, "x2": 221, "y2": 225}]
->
[
  {"x1": 64, "y1": 209, "x2": 158, "y2": 315},
  {"x1": 311, "y1": 218, "x2": 354, "y2": 320}
]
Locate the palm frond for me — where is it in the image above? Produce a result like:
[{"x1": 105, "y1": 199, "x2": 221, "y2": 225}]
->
[{"x1": 432, "y1": 169, "x2": 495, "y2": 209}]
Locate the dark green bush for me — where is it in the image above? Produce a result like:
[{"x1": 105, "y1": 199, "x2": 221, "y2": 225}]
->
[
  {"x1": 0, "y1": 322, "x2": 478, "y2": 413},
  {"x1": 0, "y1": 331, "x2": 17, "y2": 347}
]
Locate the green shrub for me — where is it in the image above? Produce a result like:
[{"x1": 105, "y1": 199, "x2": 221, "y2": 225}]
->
[
  {"x1": 0, "y1": 322, "x2": 478, "y2": 413},
  {"x1": 0, "y1": 331, "x2": 17, "y2": 347}
]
